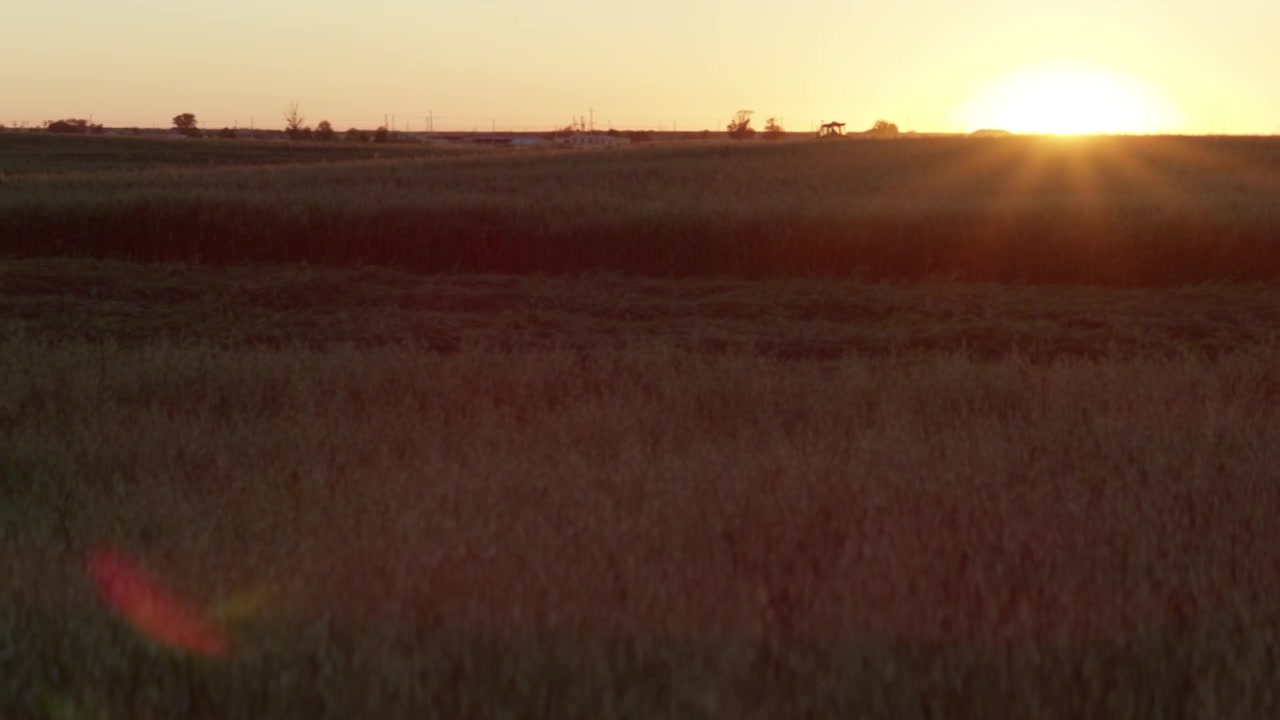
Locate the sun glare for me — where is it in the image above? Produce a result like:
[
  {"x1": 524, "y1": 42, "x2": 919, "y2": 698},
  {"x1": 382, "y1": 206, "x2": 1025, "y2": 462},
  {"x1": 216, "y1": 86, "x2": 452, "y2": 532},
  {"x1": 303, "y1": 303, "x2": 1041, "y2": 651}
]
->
[{"x1": 955, "y1": 65, "x2": 1182, "y2": 135}]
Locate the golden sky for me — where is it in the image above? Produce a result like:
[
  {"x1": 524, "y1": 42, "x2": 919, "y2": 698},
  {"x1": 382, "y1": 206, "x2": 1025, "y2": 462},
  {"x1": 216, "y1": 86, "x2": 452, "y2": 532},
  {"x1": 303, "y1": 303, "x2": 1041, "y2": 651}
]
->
[{"x1": 4, "y1": 0, "x2": 1277, "y2": 134}]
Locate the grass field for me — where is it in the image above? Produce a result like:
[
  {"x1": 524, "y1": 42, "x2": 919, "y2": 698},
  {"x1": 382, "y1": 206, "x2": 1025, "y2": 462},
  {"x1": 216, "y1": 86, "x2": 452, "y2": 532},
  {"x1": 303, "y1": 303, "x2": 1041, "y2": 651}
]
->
[
  {"x1": 3, "y1": 133, "x2": 1280, "y2": 284},
  {"x1": 0, "y1": 132, "x2": 476, "y2": 176},
  {"x1": 3, "y1": 134, "x2": 1280, "y2": 717},
  {"x1": 4, "y1": 259, "x2": 1280, "y2": 717}
]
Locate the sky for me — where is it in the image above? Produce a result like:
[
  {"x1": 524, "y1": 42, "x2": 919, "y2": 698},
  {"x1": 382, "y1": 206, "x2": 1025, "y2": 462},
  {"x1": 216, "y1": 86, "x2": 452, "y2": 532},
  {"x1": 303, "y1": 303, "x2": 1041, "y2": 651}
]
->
[{"x1": 4, "y1": 0, "x2": 1278, "y2": 134}]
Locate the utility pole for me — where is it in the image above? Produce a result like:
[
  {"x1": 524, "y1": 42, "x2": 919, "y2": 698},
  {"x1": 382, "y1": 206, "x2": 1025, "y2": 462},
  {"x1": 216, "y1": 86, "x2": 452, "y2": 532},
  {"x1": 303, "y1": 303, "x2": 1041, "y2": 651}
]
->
[{"x1": 589, "y1": 108, "x2": 594, "y2": 132}]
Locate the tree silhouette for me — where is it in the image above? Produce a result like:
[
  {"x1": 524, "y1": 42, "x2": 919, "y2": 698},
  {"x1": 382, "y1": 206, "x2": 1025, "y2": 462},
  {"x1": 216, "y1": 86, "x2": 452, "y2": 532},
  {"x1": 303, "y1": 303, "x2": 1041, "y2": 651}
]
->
[
  {"x1": 763, "y1": 117, "x2": 785, "y2": 141},
  {"x1": 868, "y1": 119, "x2": 900, "y2": 137},
  {"x1": 46, "y1": 118, "x2": 103, "y2": 134},
  {"x1": 172, "y1": 113, "x2": 199, "y2": 137},
  {"x1": 727, "y1": 110, "x2": 754, "y2": 140},
  {"x1": 283, "y1": 101, "x2": 307, "y2": 140},
  {"x1": 315, "y1": 120, "x2": 335, "y2": 141}
]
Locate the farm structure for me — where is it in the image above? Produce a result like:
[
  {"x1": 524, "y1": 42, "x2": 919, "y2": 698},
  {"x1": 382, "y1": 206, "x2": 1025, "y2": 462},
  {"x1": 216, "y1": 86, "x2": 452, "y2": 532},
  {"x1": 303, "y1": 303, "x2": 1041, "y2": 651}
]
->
[{"x1": 818, "y1": 121, "x2": 846, "y2": 138}]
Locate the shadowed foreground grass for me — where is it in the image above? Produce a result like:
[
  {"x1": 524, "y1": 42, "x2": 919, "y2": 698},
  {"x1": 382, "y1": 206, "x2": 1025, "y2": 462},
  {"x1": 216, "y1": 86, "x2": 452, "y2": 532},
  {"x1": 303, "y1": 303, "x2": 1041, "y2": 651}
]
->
[
  {"x1": 5, "y1": 258, "x2": 1280, "y2": 359},
  {"x1": 6, "y1": 606, "x2": 1278, "y2": 719},
  {"x1": 4, "y1": 327, "x2": 1280, "y2": 716}
]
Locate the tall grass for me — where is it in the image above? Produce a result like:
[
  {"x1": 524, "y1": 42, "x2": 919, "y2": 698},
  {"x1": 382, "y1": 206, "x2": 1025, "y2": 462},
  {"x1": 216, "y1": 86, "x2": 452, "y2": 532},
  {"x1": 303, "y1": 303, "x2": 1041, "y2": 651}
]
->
[
  {"x1": 5, "y1": 260, "x2": 1280, "y2": 715},
  {"x1": 4, "y1": 332, "x2": 1280, "y2": 717},
  {"x1": 4, "y1": 135, "x2": 1280, "y2": 284}
]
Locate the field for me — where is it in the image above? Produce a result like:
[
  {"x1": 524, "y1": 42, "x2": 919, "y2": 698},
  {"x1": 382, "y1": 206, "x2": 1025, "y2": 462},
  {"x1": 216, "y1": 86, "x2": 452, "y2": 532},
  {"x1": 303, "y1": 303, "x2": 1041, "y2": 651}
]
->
[
  {"x1": 3, "y1": 134, "x2": 1280, "y2": 717},
  {"x1": 4, "y1": 132, "x2": 1280, "y2": 283}
]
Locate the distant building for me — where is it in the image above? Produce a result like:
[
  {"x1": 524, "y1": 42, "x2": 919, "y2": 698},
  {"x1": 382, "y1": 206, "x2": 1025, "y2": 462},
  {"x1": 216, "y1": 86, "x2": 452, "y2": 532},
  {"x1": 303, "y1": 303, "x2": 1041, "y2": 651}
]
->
[{"x1": 445, "y1": 135, "x2": 552, "y2": 147}]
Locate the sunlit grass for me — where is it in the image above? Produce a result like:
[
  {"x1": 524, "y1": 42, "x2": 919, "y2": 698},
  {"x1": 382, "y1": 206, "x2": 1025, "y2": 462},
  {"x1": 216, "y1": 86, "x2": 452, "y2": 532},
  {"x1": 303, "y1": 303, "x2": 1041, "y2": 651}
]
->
[{"x1": 0, "y1": 131, "x2": 490, "y2": 176}]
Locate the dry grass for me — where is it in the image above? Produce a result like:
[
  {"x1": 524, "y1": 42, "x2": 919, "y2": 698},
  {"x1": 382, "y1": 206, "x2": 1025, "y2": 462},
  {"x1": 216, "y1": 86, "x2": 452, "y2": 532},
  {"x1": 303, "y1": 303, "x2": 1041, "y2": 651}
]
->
[
  {"x1": 0, "y1": 131, "x2": 481, "y2": 176},
  {"x1": 4, "y1": 134, "x2": 1280, "y2": 283},
  {"x1": 8, "y1": 337, "x2": 1280, "y2": 639},
  {"x1": 5, "y1": 258, "x2": 1280, "y2": 358},
  {"x1": 3, "y1": 259, "x2": 1280, "y2": 717}
]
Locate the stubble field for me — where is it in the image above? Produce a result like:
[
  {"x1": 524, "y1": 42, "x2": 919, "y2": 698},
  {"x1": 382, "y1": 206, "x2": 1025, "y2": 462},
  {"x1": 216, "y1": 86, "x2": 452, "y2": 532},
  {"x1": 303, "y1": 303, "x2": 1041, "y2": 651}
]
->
[
  {"x1": 2, "y1": 134, "x2": 1280, "y2": 717},
  {"x1": 4, "y1": 132, "x2": 1280, "y2": 283}
]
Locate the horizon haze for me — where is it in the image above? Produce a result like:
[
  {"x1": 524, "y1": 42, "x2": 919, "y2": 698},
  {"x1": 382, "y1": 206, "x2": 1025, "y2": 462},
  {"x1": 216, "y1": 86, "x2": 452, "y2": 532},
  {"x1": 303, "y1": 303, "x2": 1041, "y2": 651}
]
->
[{"x1": 4, "y1": 0, "x2": 1278, "y2": 135}]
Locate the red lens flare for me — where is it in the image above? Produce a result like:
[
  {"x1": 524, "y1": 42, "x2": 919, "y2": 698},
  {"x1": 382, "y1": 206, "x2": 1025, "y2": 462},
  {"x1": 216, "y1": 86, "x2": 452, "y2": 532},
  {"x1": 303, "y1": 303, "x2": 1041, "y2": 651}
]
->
[{"x1": 86, "y1": 546, "x2": 232, "y2": 657}]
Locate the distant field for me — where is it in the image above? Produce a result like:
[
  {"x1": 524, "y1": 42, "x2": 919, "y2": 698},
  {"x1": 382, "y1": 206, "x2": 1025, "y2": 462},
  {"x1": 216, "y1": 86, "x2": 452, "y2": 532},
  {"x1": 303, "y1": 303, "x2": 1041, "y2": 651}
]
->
[
  {"x1": 0, "y1": 132, "x2": 482, "y2": 176},
  {"x1": 3, "y1": 133, "x2": 1280, "y2": 283}
]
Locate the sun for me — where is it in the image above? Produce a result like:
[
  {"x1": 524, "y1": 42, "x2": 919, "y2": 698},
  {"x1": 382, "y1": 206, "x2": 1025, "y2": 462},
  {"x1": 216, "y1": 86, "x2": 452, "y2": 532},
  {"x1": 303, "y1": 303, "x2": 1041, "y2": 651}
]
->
[{"x1": 954, "y1": 64, "x2": 1182, "y2": 135}]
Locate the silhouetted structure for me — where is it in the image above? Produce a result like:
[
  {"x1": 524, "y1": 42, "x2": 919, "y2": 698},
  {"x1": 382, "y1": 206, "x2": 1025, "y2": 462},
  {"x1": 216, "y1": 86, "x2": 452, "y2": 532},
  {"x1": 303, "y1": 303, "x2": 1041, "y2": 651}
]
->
[
  {"x1": 817, "y1": 121, "x2": 845, "y2": 138},
  {"x1": 727, "y1": 110, "x2": 755, "y2": 140}
]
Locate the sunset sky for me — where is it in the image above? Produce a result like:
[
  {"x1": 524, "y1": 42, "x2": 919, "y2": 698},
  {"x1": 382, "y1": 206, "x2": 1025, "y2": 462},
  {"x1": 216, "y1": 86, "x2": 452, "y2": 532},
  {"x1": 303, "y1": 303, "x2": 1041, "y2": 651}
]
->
[{"x1": 4, "y1": 0, "x2": 1278, "y2": 134}]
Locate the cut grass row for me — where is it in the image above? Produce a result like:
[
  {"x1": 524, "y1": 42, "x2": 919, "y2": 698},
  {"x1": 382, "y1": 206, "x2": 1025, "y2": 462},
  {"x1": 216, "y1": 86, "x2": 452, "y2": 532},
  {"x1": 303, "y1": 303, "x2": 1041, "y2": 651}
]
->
[
  {"x1": 5, "y1": 258, "x2": 1279, "y2": 358},
  {"x1": 4, "y1": 135, "x2": 1280, "y2": 284}
]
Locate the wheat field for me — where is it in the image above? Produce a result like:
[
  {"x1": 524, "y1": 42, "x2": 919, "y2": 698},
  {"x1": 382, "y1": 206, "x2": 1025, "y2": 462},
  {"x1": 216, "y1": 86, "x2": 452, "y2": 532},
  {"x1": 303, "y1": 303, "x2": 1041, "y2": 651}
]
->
[
  {"x1": 4, "y1": 133, "x2": 1280, "y2": 284},
  {"x1": 4, "y1": 258, "x2": 1279, "y2": 717}
]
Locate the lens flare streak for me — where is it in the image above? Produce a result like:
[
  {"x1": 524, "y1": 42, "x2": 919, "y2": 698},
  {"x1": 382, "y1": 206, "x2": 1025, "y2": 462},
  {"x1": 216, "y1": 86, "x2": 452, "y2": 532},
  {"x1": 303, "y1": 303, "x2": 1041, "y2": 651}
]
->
[{"x1": 86, "y1": 546, "x2": 232, "y2": 658}]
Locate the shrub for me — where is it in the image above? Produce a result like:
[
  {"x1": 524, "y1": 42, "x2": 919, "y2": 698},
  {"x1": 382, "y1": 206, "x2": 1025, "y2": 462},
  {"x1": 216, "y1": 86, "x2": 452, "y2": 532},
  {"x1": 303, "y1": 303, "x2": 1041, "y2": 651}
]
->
[
  {"x1": 763, "y1": 117, "x2": 786, "y2": 141},
  {"x1": 46, "y1": 118, "x2": 104, "y2": 134}
]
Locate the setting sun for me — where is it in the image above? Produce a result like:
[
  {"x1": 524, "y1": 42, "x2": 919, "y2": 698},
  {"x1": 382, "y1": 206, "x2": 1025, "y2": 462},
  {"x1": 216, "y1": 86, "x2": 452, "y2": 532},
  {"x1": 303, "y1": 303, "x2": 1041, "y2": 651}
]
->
[{"x1": 955, "y1": 65, "x2": 1184, "y2": 135}]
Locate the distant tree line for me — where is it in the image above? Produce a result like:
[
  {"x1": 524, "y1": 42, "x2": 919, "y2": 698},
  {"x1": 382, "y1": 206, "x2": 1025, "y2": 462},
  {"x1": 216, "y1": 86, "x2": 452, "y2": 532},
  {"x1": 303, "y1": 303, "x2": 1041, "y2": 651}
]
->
[
  {"x1": 547, "y1": 126, "x2": 655, "y2": 142},
  {"x1": 725, "y1": 111, "x2": 785, "y2": 141},
  {"x1": 32, "y1": 104, "x2": 899, "y2": 143},
  {"x1": 45, "y1": 118, "x2": 106, "y2": 134},
  {"x1": 726, "y1": 111, "x2": 900, "y2": 140}
]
